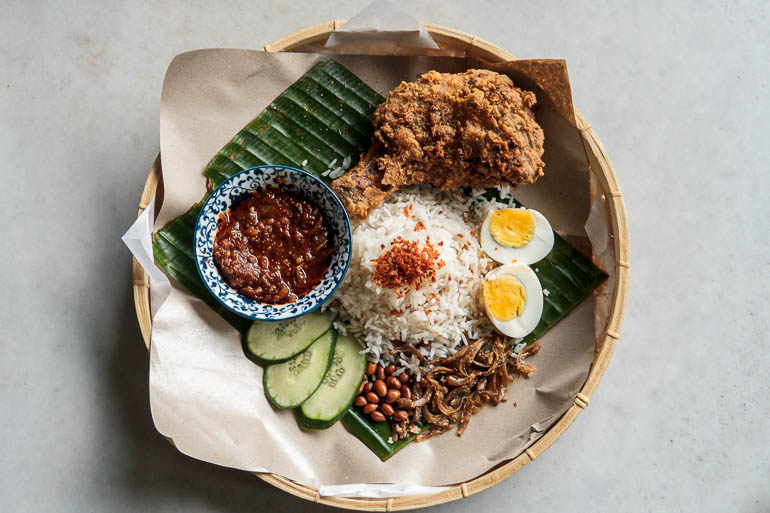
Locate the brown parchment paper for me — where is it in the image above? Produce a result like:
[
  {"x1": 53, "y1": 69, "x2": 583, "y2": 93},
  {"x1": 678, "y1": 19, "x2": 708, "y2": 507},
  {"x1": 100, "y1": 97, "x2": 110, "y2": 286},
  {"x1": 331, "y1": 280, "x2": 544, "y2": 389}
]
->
[{"x1": 150, "y1": 50, "x2": 607, "y2": 490}]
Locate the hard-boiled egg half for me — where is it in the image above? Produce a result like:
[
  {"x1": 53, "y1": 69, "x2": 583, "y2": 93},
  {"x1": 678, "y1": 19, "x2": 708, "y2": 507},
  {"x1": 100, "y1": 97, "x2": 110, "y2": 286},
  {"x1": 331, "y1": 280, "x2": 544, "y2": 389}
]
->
[
  {"x1": 480, "y1": 207, "x2": 554, "y2": 265},
  {"x1": 482, "y1": 263, "x2": 543, "y2": 338}
]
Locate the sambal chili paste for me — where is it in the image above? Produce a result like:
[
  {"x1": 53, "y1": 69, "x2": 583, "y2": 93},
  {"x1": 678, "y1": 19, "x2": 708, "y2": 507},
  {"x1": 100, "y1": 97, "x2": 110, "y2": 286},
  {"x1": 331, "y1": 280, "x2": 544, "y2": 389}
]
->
[{"x1": 212, "y1": 187, "x2": 334, "y2": 304}]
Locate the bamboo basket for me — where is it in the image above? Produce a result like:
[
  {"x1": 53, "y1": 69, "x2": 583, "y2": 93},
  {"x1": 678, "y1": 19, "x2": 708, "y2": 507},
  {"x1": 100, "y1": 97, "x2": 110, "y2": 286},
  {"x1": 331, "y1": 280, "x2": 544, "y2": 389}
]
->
[{"x1": 132, "y1": 21, "x2": 630, "y2": 511}]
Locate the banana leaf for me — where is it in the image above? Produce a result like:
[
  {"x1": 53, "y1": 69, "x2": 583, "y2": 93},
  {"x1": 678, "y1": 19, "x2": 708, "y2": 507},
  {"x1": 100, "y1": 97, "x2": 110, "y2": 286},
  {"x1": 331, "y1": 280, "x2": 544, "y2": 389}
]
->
[
  {"x1": 343, "y1": 407, "x2": 423, "y2": 462},
  {"x1": 204, "y1": 59, "x2": 380, "y2": 189},
  {"x1": 152, "y1": 58, "x2": 607, "y2": 462},
  {"x1": 524, "y1": 235, "x2": 607, "y2": 344}
]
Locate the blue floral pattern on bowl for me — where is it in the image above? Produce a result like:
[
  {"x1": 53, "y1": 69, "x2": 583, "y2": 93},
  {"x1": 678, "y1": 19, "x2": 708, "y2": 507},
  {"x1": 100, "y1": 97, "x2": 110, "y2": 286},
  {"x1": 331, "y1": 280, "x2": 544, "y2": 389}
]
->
[{"x1": 195, "y1": 166, "x2": 352, "y2": 322}]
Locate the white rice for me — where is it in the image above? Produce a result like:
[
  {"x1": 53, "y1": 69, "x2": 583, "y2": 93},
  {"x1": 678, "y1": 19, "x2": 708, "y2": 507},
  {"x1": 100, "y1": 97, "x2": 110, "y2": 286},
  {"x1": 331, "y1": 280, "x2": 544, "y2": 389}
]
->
[
  {"x1": 321, "y1": 155, "x2": 353, "y2": 179},
  {"x1": 496, "y1": 184, "x2": 512, "y2": 199},
  {"x1": 327, "y1": 186, "x2": 510, "y2": 373}
]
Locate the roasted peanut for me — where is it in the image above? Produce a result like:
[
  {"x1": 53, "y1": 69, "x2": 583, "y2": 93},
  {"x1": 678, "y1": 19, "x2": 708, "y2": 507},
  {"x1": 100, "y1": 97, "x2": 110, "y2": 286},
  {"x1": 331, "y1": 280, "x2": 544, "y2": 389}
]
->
[
  {"x1": 381, "y1": 403, "x2": 395, "y2": 416},
  {"x1": 400, "y1": 385, "x2": 412, "y2": 400},
  {"x1": 373, "y1": 379, "x2": 388, "y2": 397},
  {"x1": 365, "y1": 362, "x2": 377, "y2": 376},
  {"x1": 398, "y1": 373, "x2": 409, "y2": 384},
  {"x1": 364, "y1": 381, "x2": 373, "y2": 393},
  {"x1": 385, "y1": 389, "x2": 400, "y2": 403},
  {"x1": 393, "y1": 410, "x2": 408, "y2": 422},
  {"x1": 366, "y1": 392, "x2": 380, "y2": 404},
  {"x1": 363, "y1": 404, "x2": 378, "y2": 415},
  {"x1": 386, "y1": 376, "x2": 401, "y2": 389},
  {"x1": 357, "y1": 381, "x2": 365, "y2": 395},
  {"x1": 385, "y1": 364, "x2": 396, "y2": 375},
  {"x1": 370, "y1": 411, "x2": 386, "y2": 422},
  {"x1": 376, "y1": 365, "x2": 385, "y2": 380},
  {"x1": 354, "y1": 396, "x2": 367, "y2": 407}
]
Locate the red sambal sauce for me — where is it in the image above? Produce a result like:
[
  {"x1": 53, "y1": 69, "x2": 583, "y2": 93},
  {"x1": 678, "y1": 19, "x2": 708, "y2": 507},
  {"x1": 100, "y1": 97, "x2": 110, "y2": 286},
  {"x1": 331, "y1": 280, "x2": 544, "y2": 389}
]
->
[{"x1": 212, "y1": 187, "x2": 334, "y2": 304}]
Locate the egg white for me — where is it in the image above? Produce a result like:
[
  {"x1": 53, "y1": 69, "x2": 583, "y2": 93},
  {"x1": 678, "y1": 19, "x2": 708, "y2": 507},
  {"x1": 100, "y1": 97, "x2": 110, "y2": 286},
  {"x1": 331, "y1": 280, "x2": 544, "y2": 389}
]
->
[
  {"x1": 480, "y1": 208, "x2": 554, "y2": 265},
  {"x1": 483, "y1": 263, "x2": 543, "y2": 338}
]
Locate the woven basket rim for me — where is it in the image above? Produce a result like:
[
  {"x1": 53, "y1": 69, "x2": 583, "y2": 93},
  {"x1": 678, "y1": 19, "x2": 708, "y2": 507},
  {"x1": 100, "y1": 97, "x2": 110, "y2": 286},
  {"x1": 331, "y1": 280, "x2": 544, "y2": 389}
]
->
[{"x1": 131, "y1": 21, "x2": 630, "y2": 512}]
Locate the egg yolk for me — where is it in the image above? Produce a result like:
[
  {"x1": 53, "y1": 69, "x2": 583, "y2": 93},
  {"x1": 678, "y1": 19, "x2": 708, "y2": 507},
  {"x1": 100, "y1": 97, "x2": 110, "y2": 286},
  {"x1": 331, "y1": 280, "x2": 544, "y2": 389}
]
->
[
  {"x1": 483, "y1": 274, "x2": 527, "y2": 321},
  {"x1": 489, "y1": 209, "x2": 535, "y2": 248}
]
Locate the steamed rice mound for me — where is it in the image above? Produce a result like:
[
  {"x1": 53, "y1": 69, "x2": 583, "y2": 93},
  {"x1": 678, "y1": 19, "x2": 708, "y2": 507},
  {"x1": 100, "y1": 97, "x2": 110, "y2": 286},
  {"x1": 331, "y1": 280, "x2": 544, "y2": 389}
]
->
[{"x1": 328, "y1": 187, "x2": 501, "y2": 374}]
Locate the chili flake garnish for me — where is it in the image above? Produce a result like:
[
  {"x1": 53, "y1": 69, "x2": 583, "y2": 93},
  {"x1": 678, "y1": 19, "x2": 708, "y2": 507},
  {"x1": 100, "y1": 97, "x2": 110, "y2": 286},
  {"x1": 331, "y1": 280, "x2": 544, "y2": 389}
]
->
[
  {"x1": 372, "y1": 236, "x2": 440, "y2": 291},
  {"x1": 414, "y1": 221, "x2": 426, "y2": 231}
]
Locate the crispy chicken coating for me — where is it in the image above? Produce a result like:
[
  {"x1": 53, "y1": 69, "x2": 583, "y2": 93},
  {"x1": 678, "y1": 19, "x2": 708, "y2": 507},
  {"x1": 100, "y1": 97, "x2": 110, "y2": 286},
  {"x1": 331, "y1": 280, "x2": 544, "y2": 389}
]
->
[{"x1": 332, "y1": 69, "x2": 545, "y2": 219}]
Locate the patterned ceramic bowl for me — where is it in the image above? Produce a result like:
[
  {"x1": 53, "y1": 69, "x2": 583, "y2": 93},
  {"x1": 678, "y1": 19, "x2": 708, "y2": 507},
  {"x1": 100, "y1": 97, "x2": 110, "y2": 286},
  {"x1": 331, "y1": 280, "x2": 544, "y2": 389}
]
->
[{"x1": 195, "y1": 165, "x2": 352, "y2": 321}]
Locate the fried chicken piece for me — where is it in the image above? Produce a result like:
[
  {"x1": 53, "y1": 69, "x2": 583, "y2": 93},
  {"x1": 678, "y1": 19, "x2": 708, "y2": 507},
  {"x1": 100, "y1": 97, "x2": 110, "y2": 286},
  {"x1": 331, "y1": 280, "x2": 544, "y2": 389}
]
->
[{"x1": 332, "y1": 69, "x2": 545, "y2": 219}]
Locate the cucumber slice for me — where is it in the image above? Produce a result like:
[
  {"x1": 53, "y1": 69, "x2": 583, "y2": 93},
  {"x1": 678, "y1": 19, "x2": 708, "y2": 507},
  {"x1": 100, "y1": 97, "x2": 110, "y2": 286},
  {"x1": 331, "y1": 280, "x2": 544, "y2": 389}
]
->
[
  {"x1": 263, "y1": 329, "x2": 336, "y2": 409},
  {"x1": 298, "y1": 334, "x2": 366, "y2": 429},
  {"x1": 245, "y1": 311, "x2": 334, "y2": 364}
]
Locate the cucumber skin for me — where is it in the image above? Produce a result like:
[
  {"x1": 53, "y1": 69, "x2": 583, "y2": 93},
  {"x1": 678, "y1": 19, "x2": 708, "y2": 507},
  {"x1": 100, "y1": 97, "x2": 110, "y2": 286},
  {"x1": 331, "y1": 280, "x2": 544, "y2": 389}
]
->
[
  {"x1": 297, "y1": 338, "x2": 366, "y2": 430},
  {"x1": 263, "y1": 330, "x2": 337, "y2": 410},
  {"x1": 243, "y1": 336, "x2": 312, "y2": 367},
  {"x1": 243, "y1": 313, "x2": 334, "y2": 366},
  {"x1": 298, "y1": 411, "x2": 346, "y2": 430}
]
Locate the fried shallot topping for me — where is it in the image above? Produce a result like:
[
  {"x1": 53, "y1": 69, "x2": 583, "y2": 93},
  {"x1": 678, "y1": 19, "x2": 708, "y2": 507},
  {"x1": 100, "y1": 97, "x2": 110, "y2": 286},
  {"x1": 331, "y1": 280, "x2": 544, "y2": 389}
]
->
[
  {"x1": 409, "y1": 337, "x2": 541, "y2": 440},
  {"x1": 371, "y1": 236, "x2": 442, "y2": 290}
]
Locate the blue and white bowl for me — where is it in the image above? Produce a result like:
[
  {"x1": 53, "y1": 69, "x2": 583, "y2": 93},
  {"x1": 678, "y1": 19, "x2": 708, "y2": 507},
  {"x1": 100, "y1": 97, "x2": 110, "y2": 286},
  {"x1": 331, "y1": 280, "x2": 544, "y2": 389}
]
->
[{"x1": 194, "y1": 165, "x2": 352, "y2": 322}]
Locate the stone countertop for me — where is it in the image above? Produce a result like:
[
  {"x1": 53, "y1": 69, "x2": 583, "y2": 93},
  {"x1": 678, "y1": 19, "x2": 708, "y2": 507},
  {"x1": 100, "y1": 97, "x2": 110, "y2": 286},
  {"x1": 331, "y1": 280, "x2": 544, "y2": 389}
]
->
[{"x1": 0, "y1": 1, "x2": 767, "y2": 511}]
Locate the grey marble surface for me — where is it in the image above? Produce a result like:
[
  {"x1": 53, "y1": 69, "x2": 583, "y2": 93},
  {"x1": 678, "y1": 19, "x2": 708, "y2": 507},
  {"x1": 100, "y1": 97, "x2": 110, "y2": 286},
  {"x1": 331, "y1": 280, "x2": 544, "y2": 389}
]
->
[{"x1": 1, "y1": 1, "x2": 768, "y2": 511}]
